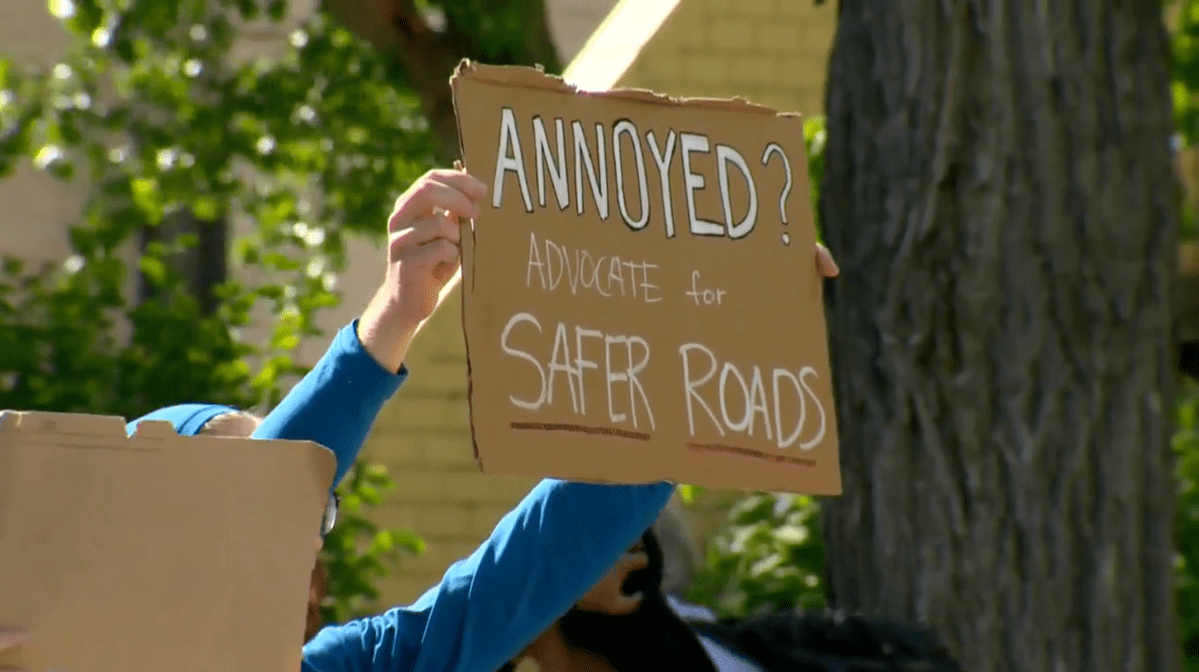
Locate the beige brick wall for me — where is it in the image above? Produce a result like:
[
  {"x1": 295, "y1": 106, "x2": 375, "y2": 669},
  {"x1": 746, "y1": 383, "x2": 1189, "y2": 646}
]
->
[
  {"x1": 547, "y1": 0, "x2": 622, "y2": 66},
  {"x1": 620, "y1": 0, "x2": 836, "y2": 117}
]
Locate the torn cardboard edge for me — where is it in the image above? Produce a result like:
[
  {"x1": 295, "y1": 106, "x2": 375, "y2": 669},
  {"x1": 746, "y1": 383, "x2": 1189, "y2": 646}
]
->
[
  {"x1": 446, "y1": 58, "x2": 804, "y2": 296},
  {"x1": 1, "y1": 409, "x2": 187, "y2": 441},
  {"x1": 0, "y1": 409, "x2": 338, "y2": 509},
  {"x1": 448, "y1": 62, "x2": 838, "y2": 490},
  {"x1": 450, "y1": 59, "x2": 802, "y2": 119}
]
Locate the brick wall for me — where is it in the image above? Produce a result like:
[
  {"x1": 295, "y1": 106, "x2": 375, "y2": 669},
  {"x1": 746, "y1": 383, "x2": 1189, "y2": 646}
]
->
[
  {"x1": 620, "y1": 0, "x2": 836, "y2": 117},
  {"x1": 546, "y1": 0, "x2": 622, "y2": 68}
]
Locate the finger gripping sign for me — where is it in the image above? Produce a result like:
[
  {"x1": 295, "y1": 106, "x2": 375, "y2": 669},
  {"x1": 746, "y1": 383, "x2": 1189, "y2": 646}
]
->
[{"x1": 451, "y1": 61, "x2": 841, "y2": 494}]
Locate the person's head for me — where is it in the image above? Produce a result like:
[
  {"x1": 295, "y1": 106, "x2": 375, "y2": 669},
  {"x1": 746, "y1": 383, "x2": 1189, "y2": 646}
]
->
[
  {"x1": 125, "y1": 403, "x2": 259, "y2": 438},
  {"x1": 501, "y1": 525, "x2": 714, "y2": 672},
  {"x1": 126, "y1": 403, "x2": 338, "y2": 541},
  {"x1": 197, "y1": 409, "x2": 263, "y2": 437},
  {"x1": 306, "y1": 559, "x2": 328, "y2": 643}
]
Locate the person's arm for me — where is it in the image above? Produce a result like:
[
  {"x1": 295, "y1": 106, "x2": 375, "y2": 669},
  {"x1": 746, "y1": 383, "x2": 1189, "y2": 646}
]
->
[
  {"x1": 250, "y1": 320, "x2": 407, "y2": 489},
  {"x1": 250, "y1": 168, "x2": 487, "y2": 490},
  {"x1": 301, "y1": 479, "x2": 675, "y2": 672}
]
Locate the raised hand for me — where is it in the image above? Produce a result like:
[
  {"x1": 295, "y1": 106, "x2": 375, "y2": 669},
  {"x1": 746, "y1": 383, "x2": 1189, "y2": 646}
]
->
[
  {"x1": 575, "y1": 548, "x2": 651, "y2": 616},
  {"x1": 357, "y1": 168, "x2": 487, "y2": 372}
]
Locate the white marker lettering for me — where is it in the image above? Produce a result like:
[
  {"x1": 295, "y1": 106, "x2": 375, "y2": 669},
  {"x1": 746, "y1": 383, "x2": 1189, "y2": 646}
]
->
[
  {"x1": 679, "y1": 132, "x2": 723, "y2": 237},
  {"x1": 679, "y1": 342, "x2": 723, "y2": 436},
  {"x1": 573, "y1": 327, "x2": 603, "y2": 415},
  {"x1": 547, "y1": 321, "x2": 579, "y2": 413},
  {"x1": 646, "y1": 130, "x2": 677, "y2": 238},
  {"x1": 573, "y1": 121, "x2": 609, "y2": 220},
  {"x1": 715, "y1": 143, "x2": 757, "y2": 239},
  {"x1": 533, "y1": 116, "x2": 569, "y2": 210},
  {"x1": 526, "y1": 232, "x2": 547, "y2": 288},
  {"x1": 612, "y1": 119, "x2": 650, "y2": 231},
  {"x1": 493, "y1": 107, "x2": 533, "y2": 213},
  {"x1": 500, "y1": 313, "x2": 546, "y2": 410}
]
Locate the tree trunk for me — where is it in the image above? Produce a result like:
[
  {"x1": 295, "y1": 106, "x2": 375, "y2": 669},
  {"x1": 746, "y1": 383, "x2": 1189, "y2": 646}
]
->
[
  {"x1": 818, "y1": 2, "x2": 1181, "y2": 671},
  {"x1": 137, "y1": 213, "x2": 228, "y2": 316}
]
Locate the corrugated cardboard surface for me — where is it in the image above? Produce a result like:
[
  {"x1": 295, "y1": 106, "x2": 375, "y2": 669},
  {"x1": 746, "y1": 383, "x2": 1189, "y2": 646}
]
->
[
  {"x1": 0, "y1": 411, "x2": 335, "y2": 672},
  {"x1": 451, "y1": 62, "x2": 841, "y2": 495}
]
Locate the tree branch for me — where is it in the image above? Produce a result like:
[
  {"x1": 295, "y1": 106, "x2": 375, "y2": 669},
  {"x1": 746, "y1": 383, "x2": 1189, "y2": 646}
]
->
[{"x1": 323, "y1": 0, "x2": 562, "y2": 165}]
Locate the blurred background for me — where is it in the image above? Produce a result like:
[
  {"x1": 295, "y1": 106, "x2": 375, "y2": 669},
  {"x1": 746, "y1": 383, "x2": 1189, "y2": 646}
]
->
[{"x1": 2, "y1": 1, "x2": 1198, "y2": 671}]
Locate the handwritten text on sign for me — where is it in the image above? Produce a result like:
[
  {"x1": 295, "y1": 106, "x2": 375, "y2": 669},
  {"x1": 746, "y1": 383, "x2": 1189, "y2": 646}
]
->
[{"x1": 453, "y1": 63, "x2": 840, "y2": 494}]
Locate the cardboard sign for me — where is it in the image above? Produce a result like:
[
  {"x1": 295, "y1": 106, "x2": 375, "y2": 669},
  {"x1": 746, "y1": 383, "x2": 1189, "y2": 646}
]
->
[
  {"x1": 0, "y1": 411, "x2": 336, "y2": 672},
  {"x1": 451, "y1": 62, "x2": 841, "y2": 494}
]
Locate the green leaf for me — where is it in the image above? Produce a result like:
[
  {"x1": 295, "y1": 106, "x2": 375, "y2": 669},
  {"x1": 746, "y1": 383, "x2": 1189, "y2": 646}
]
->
[
  {"x1": 191, "y1": 196, "x2": 220, "y2": 221},
  {"x1": 678, "y1": 483, "x2": 698, "y2": 504},
  {"x1": 138, "y1": 255, "x2": 167, "y2": 286},
  {"x1": 130, "y1": 178, "x2": 164, "y2": 222}
]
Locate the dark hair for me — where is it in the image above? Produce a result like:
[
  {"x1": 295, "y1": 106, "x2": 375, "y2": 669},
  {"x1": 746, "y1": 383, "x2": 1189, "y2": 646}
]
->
[{"x1": 555, "y1": 528, "x2": 718, "y2": 672}]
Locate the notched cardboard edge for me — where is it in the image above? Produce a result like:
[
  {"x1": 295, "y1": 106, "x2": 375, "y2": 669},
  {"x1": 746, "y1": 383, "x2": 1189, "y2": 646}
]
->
[
  {"x1": 0, "y1": 410, "x2": 126, "y2": 436},
  {"x1": 0, "y1": 409, "x2": 338, "y2": 463},
  {"x1": 450, "y1": 59, "x2": 802, "y2": 119}
]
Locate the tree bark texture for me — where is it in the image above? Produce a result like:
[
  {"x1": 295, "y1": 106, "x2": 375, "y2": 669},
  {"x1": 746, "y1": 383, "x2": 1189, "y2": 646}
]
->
[{"x1": 819, "y1": 2, "x2": 1181, "y2": 671}]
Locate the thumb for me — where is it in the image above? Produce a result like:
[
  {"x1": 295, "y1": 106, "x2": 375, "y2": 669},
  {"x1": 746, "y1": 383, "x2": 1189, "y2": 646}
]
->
[
  {"x1": 0, "y1": 629, "x2": 27, "y2": 652},
  {"x1": 403, "y1": 237, "x2": 459, "y2": 276},
  {"x1": 606, "y1": 589, "x2": 645, "y2": 616},
  {"x1": 615, "y1": 550, "x2": 650, "y2": 575},
  {"x1": 815, "y1": 243, "x2": 839, "y2": 278}
]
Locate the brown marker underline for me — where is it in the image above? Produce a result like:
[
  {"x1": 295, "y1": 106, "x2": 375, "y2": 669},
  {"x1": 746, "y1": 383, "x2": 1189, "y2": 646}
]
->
[
  {"x1": 507, "y1": 423, "x2": 819, "y2": 467},
  {"x1": 686, "y1": 441, "x2": 818, "y2": 467},
  {"x1": 510, "y1": 422, "x2": 651, "y2": 441}
]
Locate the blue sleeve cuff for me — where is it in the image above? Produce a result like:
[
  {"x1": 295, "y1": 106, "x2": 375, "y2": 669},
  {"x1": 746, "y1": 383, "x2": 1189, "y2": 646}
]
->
[
  {"x1": 251, "y1": 320, "x2": 408, "y2": 490},
  {"x1": 338, "y1": 318, "x2": 411, "y2": 381}
]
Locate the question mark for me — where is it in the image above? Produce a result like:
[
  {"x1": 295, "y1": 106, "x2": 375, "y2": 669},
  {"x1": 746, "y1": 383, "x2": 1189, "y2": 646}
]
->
[{"x1": 761, "y1": 142, "x2": 793, "y2": 245}]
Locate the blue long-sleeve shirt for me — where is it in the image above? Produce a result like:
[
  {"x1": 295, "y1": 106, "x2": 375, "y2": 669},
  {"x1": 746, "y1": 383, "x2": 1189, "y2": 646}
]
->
[
  {"x1": 135, "y1": 316, "x2": 675, "y2": 671},
  {"x1": 302, "y1": 478, "x2": 674, "y2": 672},
  {"x1": 254, "y1": 318, "x2": 673, "y2": 671},
  {"x1": 252, "y1": 320, "x2": 407, "y2": 490}
]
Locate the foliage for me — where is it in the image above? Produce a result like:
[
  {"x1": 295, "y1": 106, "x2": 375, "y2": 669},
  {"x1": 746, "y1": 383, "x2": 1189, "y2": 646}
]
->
[
  {"x1": 1172, "y1": 0, "x2": 1199, "y2": 240},
  {"x1": 322, "y1": 461, "x2": 427, "y2": 623},
  {"x1": 0, "y1": 0, "x2": 435, "y2": 621},
  {"x1": 1172, "y1": 2, "x2": 1199, "y2": 668},
  {"x1": 1177, "y1": 379, "x2": 1199, "y2": 670},
  {"x1": 687, "y1": 493, "x2": 825, "y2": 619},
  {"x1": 802, "y1": 117, "x2": 826, "y2": 240}
]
